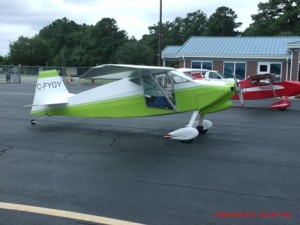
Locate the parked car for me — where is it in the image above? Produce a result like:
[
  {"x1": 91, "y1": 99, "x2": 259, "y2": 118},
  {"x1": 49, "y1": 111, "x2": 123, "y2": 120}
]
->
[{"x1": 177, "y1": 68, "x2": 238, "y2": 81}]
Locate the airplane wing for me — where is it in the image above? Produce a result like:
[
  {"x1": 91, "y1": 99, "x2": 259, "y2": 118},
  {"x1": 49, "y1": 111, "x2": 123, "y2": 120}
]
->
[
  {"x1": 249, "y1": 73, "x2": 274, "y2": 81},
  {"x1": 80, "y1": 64, "x2": 175, "y2": 80}
]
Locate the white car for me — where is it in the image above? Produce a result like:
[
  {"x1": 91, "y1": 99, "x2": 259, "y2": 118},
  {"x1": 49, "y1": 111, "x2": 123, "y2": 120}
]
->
[{"x1": 177, "y1": 68, "x2": 238, "y2": 81}]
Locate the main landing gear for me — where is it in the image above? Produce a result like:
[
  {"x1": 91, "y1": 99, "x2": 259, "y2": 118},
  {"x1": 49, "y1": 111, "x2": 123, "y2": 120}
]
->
[{"x1": 164, "y1": 111, "x2": 213, "y2": 143}]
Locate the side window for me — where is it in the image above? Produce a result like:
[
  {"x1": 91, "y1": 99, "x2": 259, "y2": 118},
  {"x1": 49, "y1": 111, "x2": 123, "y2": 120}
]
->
[
  {"x1": 270, "y1": 64, "x2": 281, "y2": 75},
  {"x1": 224, "y1": 62, "x2": 234, "y2": 78},
  {"x1": 191, "y1": 61, "x2": 201, "y2": 69},
  {"x1": 209, "y1": 72, "x2": 221, "y2": 79},
  {"x1": 192, "y1": 61, "x2": 212, "y2": 70},
  {"x1": 258, "y1": 63, "x2": 282, "y2": 76},
  {"x1": 202, "y1": 62, "x2": 213, "y2": 70},
  {"x1": 259, "y1": 65, "x2": 268, "y2": 73},
  {"x1": 224, "y1": 62, "x2": 246, "y2": 80}
]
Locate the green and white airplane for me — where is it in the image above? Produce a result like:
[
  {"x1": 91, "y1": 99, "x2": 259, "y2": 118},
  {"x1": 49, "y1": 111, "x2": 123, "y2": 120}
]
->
[{"x1": 30, "y1": 64, "x2": 240, "y2": 142}]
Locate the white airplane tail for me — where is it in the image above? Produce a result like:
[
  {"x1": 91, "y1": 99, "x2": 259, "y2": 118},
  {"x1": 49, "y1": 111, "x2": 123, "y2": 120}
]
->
[{"x1": 31, "y1": 70, "x2": 72, "y2": 115}]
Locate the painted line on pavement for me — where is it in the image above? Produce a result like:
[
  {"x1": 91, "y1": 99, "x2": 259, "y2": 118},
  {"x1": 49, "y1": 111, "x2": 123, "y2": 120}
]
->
[
  {"x1": 0, "y1": 202, "x2": 143, "y2": 225},
  {"x1": 0, "y1": 92, "x2": 33, "y2": 96}
]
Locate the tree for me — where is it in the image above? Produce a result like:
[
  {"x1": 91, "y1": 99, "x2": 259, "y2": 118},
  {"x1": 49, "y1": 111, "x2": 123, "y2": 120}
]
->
[
  {"x1": 141, "y1": 9, "x2": 208, "y2": 65},
  {"x1": 206, "y1": 6, "x2": 242, "y2": 36},
  {"x1": 9, "y1": 36, "x2": 51, "y2": 66},
  {"x1": 88, "y1": 18, "x2": 128, "y2": 65},
  {"x1": 244, "y1": 0, "x2": 300, "y2": 36},
  {"x1": 39, "y1": 17, "x2": 86, "y2": 66},
  {"x1": 182, "y1": 10, "x2": 208, "y2": 39},
  {"x1": 115, "y1": 39, "x2": 154, "y2": 65}
]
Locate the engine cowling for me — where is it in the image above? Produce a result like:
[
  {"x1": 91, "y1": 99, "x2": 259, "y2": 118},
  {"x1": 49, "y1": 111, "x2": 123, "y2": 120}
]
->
[{"x1": 164, "y1": 127, "x2": 199, "y2": 141}]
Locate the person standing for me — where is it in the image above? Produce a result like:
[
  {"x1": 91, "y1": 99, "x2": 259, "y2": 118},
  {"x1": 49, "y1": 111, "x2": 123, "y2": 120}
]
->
[{"x1": 6, "y1": 72, "x2": 10, "y2": 83}]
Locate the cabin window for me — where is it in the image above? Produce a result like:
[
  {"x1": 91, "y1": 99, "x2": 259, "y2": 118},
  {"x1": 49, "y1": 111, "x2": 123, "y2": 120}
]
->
[
  {"x1": 142, "y1": 73, "x2": 176, "y2": 110},
  {"x1": 191, "y1": 61, "x2": 212, "y2": 70},
  {"x1": 209, "y1": 72, "x2": 222, "y2": 79}
]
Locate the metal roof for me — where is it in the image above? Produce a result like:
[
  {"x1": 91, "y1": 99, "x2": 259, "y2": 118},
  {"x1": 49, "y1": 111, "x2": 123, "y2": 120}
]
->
[
  {"x1": 162, "y1": 36, "x2": 300, "y2": 59},
  {"x1": 162, "y1": 45, "x2": 182, "y2": 55}
]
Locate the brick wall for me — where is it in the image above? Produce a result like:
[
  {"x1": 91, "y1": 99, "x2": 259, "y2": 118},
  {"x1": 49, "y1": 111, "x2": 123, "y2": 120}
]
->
[
  {"x1": 178, "y1": 60, "x2": 191, "y2": 68},
  {"x1": 246, "y1": 62, "x2": 257, "y2": 77},
  {"x1": 291, "y1": 50, "x2": 299, "y2": 81},
  {"x1": 213, "y1": 61, "x2": 223, "y2": 72}
]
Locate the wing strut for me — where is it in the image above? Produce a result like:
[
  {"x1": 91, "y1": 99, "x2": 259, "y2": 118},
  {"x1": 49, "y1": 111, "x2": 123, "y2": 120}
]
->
[{"x1": 269, "y1": 77, "x2": 277, "y2": 97}]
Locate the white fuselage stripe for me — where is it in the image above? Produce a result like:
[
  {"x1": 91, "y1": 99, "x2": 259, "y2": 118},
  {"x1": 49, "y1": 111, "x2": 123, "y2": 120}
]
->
[{"x1": 242, "y1": 85, "x2": 284, "y2": 93}]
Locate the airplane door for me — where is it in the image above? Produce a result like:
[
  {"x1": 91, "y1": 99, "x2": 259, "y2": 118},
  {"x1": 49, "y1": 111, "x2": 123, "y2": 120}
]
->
[{"x1": 142, "y1": 73, "x2": 176, "y2": 110}]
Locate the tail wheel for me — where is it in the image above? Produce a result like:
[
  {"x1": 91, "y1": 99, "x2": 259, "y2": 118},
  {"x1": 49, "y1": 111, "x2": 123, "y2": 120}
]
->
[{"x1": 31, "y1": 119, "x2": 37, "y2": 125}]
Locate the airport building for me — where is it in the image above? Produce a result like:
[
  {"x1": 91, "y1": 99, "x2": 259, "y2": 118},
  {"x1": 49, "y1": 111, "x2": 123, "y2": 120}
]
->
[{"x1": 162, "y1": 36, "x2": 300, "y2": 81}]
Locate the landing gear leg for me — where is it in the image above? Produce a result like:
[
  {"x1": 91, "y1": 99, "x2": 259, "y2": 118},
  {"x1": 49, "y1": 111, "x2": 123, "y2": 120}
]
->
[
  {"x1": 30, "y1": 115, "x2": 50, "y2": 125},
  {"x1": 193, "y1": 113, "x2": 213, "y2": 134}
]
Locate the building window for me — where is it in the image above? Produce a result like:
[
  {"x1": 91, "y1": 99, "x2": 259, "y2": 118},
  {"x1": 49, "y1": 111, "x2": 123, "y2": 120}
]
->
[
  {"x1": 258, "y1": 62, "x2": 282, "y2": 76},
  {"x1": 224, "y1": 62, "x2": 246, "y2": 80},
  {"x1": 191, "y1": 61, "x2": 212, "y2": 70},
  {"x1": 259, "y1": 65, "x2": 268, "y2": 72}
]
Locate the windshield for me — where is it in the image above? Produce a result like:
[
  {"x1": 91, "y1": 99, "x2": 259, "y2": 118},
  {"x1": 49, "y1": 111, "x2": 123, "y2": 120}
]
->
[{"x1": 167, "y1": 70, "x2": 193, "y2": 83}]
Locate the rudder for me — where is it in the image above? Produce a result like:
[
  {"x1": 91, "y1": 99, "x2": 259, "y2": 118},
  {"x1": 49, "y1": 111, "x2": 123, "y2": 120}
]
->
[{"x1": 31, "y1": 70, "x2": 72, "y2": 115}]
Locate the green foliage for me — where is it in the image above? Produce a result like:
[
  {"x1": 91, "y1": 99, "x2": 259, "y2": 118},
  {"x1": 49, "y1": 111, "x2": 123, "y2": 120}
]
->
[
  {"x1": 244, "y1": 0, "x2": 300, "y2": 35},
  {"x1": 9, "y1": 36, "x2": 51, "y2": 66},
  {"x1": 205, "y1": 6, "x2": 242, "y2": 36},
  {"x1": 115, "y1": 39, "x2": 154, "y2": 65},
  {"x1": 0, "y1": 55, "x2": 9, "y2": 64},
  {"x1": 182, "y1": 10, "x2": 208, "y2": 39},
  {"x1": 88, "y1": 18, "x2": 128, "y2": 65},
  {"x1": 38, "y1": 17, "x2": 129, "y2": 66},
  {"x1": 39, "y1": 17, "x2": 94, "y2": 66},
  {"x1": 141, "y1": 9, "x2": 209, "y2": 65},
  {"x1": 7, "y1": 2, "x2": 299, "y2": 67}
]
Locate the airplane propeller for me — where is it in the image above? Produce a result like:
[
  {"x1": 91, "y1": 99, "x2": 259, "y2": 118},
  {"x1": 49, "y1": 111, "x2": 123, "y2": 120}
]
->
[
  {"x1": 233, "y1": 74, "x2": 244, "y2": 106},
  {"x1": 269, "y1": 76, "x2": 277, "y2": 97}
]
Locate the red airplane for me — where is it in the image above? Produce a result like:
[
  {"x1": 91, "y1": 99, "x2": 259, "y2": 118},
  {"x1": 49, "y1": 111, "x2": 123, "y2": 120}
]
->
[{"x1": 233, "y1": 73, "x2": 300, "y2": 110}]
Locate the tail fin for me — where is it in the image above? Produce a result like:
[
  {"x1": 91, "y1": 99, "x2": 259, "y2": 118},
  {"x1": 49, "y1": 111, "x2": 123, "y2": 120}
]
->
[{"x1": 31, "y1": 70, "x2": 72, "y2": 115}]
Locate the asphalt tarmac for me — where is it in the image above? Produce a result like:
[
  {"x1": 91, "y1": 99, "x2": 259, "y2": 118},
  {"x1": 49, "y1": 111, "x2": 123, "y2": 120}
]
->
[{"x1": 0, "y1": 82, "x2": 300, "y2": 225}]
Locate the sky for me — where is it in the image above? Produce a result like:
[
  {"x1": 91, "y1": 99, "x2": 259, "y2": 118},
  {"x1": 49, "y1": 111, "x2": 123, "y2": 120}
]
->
[{"x1": 0, "y1": 0, "x2": 268, "y2": 56}]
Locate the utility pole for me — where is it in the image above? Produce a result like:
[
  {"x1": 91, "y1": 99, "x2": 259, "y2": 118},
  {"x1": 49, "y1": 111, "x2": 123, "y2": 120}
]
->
[{"x1": 158, "y1": 0, "x2": 162, "y2": 66}]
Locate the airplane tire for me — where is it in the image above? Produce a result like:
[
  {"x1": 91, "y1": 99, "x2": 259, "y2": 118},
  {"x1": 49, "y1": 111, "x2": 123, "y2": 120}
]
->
[
  {"x1": 181, "y1": 139, "x2": 194, "y2": 144},
  {"x1": 196, "y1": 125, "x2": 208, "y2": 134},
  {"x1": 31, "y1": 119, "x2": 36, "y2": 125}
]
